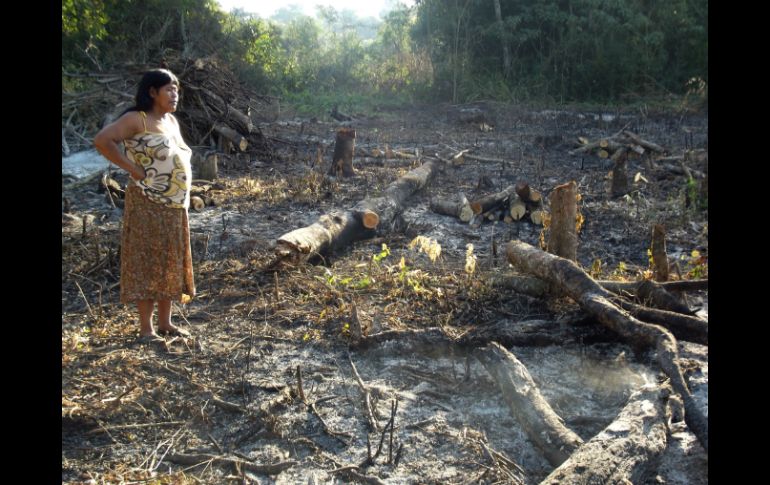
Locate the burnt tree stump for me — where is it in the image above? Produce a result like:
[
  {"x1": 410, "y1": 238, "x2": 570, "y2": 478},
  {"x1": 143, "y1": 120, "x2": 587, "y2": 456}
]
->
[{"x1": 329, "y1": 128, "x2": 356, "y2": 177}]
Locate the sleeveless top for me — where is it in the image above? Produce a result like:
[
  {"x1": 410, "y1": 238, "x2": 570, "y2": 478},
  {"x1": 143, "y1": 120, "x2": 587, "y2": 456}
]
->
[{"x1": 124, "y1": 111, "x2": 193, "y2": 209}]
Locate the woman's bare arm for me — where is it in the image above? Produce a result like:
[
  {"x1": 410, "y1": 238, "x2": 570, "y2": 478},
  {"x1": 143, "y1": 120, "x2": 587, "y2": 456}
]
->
[{"x1": 93, "y1": 112, "x2": 146, "y2": 181}]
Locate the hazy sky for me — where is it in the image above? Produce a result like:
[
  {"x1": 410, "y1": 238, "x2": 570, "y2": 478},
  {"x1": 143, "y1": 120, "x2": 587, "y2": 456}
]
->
[{"x1": 215, "y1": 0, "x2": 414, "y2": 19}]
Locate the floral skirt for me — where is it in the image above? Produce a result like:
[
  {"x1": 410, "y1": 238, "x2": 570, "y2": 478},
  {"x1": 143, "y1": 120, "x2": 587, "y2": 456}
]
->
[{"x1": 120, "y1": 185, "x2": 195, "y2": 304}]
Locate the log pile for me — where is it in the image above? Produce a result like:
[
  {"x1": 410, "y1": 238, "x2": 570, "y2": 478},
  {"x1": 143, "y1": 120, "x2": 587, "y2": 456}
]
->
[
  {"x1": 62, "y1": 52, "x2": 275, "y2": 160},
  {"x1": 443, "y1": 181, "x2": 547, "y2": 226},
  {"x1": 569, "y1": 130, "x2": 666, "y2": 161}
]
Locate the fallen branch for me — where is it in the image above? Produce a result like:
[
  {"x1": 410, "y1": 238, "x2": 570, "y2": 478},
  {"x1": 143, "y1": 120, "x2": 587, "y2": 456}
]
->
[
  {"x1": 475, "y1": 342, "x2": 584, "y2": 466},
  {"x1": 505, "y1": 240, "x2": 708, "y2": 452}
]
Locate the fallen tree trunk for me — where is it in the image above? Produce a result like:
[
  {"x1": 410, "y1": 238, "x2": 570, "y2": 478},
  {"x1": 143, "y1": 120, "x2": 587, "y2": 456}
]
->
[
  {"x1": 430, "y1": 193, "x2": 473, "y2": 222},
  {"x1": 486, "y1": 273, "x2": 707, "y2": 345},
  {"x1": 602, "y1": 279, "x2": 692, "y2": 315},
  {"x1": 475, "y1": 343, "x2": 584, "y2": 466},
  {"x1": 505, "y1": 240, "x2": 708, "y2": 453},
  {"x1": 540, "y1": 383, "x2": 668, "y2": 484},
  {"x1": 275, "y1": 158, "x2": 442, "y2": 263}
]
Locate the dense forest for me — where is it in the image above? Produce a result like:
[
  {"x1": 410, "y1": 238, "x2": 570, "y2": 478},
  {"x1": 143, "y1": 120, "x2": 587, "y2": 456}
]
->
[{"x1": 63, "y1": 0, "x2": 707, "y2": 109}]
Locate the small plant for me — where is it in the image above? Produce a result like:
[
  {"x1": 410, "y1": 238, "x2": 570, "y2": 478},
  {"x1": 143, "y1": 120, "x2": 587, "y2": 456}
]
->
[
  {"x1": 409, "y1": 236, "x2": 442, "y2": 263},
  {"x1": 589, "y1": 258, "x2": 603, "y2": 279},
  {"x1": 373, "y1": 243, "x2": 391, "y2": 264},
  {"x1": 682, "y1": 249, "x2": 708, "y2": 279},
  {"x1": 465, "y1": 244, "x2": 477, "y2": 275}
]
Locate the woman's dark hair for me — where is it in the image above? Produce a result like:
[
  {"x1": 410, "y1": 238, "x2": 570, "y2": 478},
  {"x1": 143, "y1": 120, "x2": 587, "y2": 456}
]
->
[{"x1": 121, "y1": 69, "x2": 180, "y2": 115}]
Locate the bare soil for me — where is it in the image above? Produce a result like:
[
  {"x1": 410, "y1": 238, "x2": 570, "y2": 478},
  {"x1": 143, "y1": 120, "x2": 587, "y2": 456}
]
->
[{"x1": 62, "y1": 101, "x2": 707, "y2": 484}]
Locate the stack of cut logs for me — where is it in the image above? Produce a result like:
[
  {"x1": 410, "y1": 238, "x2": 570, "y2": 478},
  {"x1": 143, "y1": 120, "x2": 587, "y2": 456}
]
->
[
  {"x1": 430, "y1": 181, "x2": 547, "y2": 225},
  {"x1": 568, "y1": 130, "x2": 666, "y2": 161}
]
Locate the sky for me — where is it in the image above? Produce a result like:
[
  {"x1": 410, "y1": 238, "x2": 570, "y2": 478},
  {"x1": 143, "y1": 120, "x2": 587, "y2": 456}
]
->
[{"x1": 215, "y1": 0, "x2": 414, "y2": 19}]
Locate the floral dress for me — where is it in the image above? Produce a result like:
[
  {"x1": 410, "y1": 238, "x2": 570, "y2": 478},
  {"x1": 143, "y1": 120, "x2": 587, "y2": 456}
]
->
[{"x1": 119, "y1": 112, "x2": 195, "y2": 304}]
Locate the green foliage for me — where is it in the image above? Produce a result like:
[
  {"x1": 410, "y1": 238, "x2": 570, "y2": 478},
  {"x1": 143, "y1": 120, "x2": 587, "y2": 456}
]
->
[{"x1": 61, "y1": 0, "x2": 708, "y2": 106}]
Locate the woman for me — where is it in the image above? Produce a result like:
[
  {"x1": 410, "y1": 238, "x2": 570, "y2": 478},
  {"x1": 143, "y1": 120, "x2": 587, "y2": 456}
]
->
[{"x1": 94, "y1": 68, "x2": 195, "y2": 343}]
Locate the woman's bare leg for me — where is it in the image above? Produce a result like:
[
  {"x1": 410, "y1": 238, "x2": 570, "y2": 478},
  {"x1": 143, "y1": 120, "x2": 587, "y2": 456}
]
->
[
  {"x1": 137, "y1": 299, "x2": 156, "y2": 336},
  {"x1": 156, "y1": 299, "x2": 174, "y2": 332}
]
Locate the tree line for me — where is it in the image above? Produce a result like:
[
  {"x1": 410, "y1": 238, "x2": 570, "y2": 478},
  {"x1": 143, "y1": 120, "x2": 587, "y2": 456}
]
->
[{"x1": 63, "y1": 0, "x2": 707, "y2": 105}]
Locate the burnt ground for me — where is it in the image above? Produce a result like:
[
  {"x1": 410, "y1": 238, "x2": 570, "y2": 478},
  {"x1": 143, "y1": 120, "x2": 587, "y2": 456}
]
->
[{"x1": 62, "y1": 102, "x2": 708, "y2": 484}]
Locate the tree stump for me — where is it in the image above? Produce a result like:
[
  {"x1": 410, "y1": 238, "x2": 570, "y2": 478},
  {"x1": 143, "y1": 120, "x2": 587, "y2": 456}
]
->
[
  {"x1": 611, "y1": 148, "x2": 630, "y2": 197},
  {"x1": 548, "y1": 181, "x2": 578, "y2": 261},
  {"x1": 194, "y1": 150, "x2": 219, "y2": 181},
  {"x1": 329, "y1": 128, "x2": 356, "y2": 177},
  {"x1": 651, "y1": 224, "x2": 669, "y2": 282}
]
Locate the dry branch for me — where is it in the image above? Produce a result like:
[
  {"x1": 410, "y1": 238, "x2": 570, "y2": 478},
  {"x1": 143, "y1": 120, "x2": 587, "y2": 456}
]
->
[
  {"x1": 165, "y1": 452, "x2": 297, "y2": 475},
  {"x1": 505, "y1": 240, "x2": 708, "y2": 453}
]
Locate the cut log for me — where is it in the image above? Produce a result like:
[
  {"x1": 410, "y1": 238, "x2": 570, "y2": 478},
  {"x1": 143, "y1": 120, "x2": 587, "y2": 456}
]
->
[
  {"x1": 329, "y1": 128, "x2": 356, "y2": 177},
  {"x1": 515, "y1": 182, "x2": 543, "y2": 205},
  {"x1": 505, "y1": 240, "x2": 708, "y2": 453},
  {"x1": 213, "y1": 123, "x2": 248, "y2": 152},
  {"x1": 474, "y1": 343, "x2": 584, "y2": 466},
  {"x1": 514, "y1": 181, "x2": 531, "y2": 201},
  {"x1": 547, "y1": 181, "x2": 578, "y2": 261},
  {"x1": 276, "y1": 159, "x2": 442, "y2": 263},
  {"x1": 651, "y1": 224, "x2": 669, "y2": 282},
  {"x1": 621, "y1": 130, "x2": 666, "y2": 153},
  {"x1": 190, "y1": 196, "x2": 205, "y2": 211},
  {"x1": 530, "y1": 209, "x2": 547, "y2": 226},
  {"x1": 430, "y1": 193, "x2": 473, "y2": 222},
  {"x1": 470, "y1": 185, "x2": 516, "y2": 215},
  {"x1": 194, "y1": 86, "x2": 253, "y2": 133},
  {"x1": 540, "y1": 384, "x2": 668, "y2": 484},
  {"x1": 508, "y1": 195, "x2": 527, "y2": 221}
]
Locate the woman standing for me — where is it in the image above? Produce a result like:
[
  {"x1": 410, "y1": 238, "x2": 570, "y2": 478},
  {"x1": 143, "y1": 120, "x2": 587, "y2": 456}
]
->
[{"x1": 94, "y1": 68, "x2": 195, "y2": 343}]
